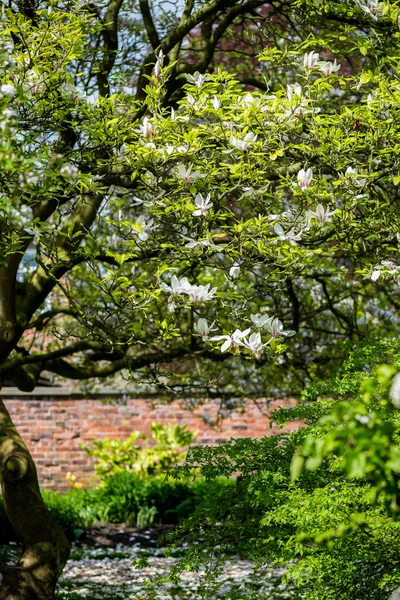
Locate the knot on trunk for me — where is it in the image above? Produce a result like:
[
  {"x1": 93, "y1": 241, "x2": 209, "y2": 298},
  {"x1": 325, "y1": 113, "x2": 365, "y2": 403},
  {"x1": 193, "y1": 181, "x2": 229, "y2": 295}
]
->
[
  {"x1": 2, "y1": 453, "x2": 29, "y2": 482},
  {"x1": 0, "y1": 322, "x2": 15, "y2": 343}
]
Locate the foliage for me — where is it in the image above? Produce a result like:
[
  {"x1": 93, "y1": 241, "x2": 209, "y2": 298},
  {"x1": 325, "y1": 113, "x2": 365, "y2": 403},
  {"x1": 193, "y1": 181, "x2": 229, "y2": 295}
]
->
[
  {"x1": 91, "y1": 471, "x2": 231, "y2": 527},
  {"x1": 4, "y1": 0, "x2": 400, "y2": 401},
  {"x1": 83, "y1": 423, "x2": 196, "y2": 478},
  {"x1": 169, "y1": 341, "x2": 400, "y2": 599},
  {"x1": 0, "y1": 474, "x2": 230, "y2": 539}
]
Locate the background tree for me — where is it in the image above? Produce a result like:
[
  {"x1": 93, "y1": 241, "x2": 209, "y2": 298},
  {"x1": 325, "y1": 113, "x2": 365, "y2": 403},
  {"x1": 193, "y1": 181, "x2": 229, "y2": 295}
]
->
[{"x1": 1, "y1": 0, "x2": 400, "y2": 597}]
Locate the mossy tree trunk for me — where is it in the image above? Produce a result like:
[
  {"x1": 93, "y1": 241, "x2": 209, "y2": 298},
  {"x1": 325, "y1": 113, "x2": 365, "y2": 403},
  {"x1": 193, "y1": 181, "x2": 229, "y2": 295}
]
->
[{"x1": 0, "y1": 398, "x2": 70, "y2": 599}]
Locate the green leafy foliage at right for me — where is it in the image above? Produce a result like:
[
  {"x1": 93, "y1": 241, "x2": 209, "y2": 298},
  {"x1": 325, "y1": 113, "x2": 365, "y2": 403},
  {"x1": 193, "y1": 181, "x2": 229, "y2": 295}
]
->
[{"x1": 170, "y1": 341, "x2": 400, "y2": 600}]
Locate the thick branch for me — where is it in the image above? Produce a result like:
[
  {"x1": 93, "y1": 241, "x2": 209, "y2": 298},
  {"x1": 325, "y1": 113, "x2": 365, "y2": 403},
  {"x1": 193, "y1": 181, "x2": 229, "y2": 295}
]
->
[
  {"x1": 38, "y1": 347, "x2": 189, "y2": 381},
  {"x1": 26, "y1": 305, "x2": 79, "y2": 330},
  {"x1": 199, "y1": 0, "x2": 267, "y2": 72},
  {"x1": 0, "y1": 340, "x2": 107, "y2": 374},
  {"x1": 97, "y1": 0, "x2": 125, "y2": 96},
  {"x1": 136, "y1": 0, "x2": 238, "y2": 100},
  {"x1": 19, "y1": 194, "x2": 103, "y2": 328},
  {"x1": 139, "y1": 0, "x2": 161, "y2": 49}
]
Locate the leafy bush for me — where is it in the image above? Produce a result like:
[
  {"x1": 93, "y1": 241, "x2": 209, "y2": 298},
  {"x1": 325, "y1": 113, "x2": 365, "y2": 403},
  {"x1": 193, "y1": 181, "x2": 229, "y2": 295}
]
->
[
  {"x1": 42, "y1": 489, "x2": 99, "y2": 538},
  {"x1": 0, "y1": 472, "x2": 230, "y2": 542},
  {"x1": 82, "y1": 423, "x2": 196, "y2": 478},
  {"x1": 90, "y1": 472, "x2": 232, "y2": 527},
  {"x1": 171, "y1": 341, "x2": 400, "y2": 600}
]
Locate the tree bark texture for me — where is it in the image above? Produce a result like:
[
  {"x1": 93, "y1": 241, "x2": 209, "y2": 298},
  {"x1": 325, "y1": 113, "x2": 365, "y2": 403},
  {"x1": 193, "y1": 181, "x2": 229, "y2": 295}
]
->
[{"x1": 0, "y1": 398, "x2": 70, "y2": 599}]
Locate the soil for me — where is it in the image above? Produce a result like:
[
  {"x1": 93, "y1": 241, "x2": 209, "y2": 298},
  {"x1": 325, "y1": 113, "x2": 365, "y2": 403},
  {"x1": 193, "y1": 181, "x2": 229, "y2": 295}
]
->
[{"x1": 78, "y1": 523, "x2": 176, "y2": 548}]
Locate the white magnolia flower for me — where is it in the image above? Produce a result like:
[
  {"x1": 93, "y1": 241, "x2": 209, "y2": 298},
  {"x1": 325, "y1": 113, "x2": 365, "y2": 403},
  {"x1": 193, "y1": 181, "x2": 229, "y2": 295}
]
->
[
  {"x1": 297, "y1": 167, "x2": 313, "y2": 190},
  {"x1": 264, "y1": 317, "x2": 296, "y2": 339},
  {"x1": 286, "y1": 83, "x2": 303, "y2": 102},
  {"x1": 0, "y1": 83, "x2": 15, "y2": 96},
  {"x1": 274, "y1": 223, "x2": 302, "y2": 245},
  {"x1": 285, "y1": 84, "x2": 311, "y2": 116},
  {"x1": 133, "y1": 215, "x2": 155, "y2": 241},
  {"x1": 212, "y1": 97, "x2": 221, "y2": 111},
  {"x1": 138, "y1": 116, "x2": 154, "y2": 138},
  {"x1": 211, "y1": 328, "x2": 251, "y2": 353},
  {"x1": 60, "y1": 163, "x2": 79, "y2": 180},
  {"x1": 229, "y1": 262, "x2": 241, "y2": 279},
  {"x1": 185, "y1": 71, "x2": 206, "y2": 87},
  {"x1": 185, "y1": 283, "x2": 217, "y2": 303},
  {"x1": 160, "y1": 275, "x2": 191, "y2": 297},
  {"x1": 303, "y1": 51, "x2": 319, "y2": 69},
  {"x1": 172, "y1": 164, "x2": 203, "y2": 182},
  {"x1": 382, "y1": 260, "x2": 400, "y2": 272},
  {"x1": 353, "y1": 0, "x2": 380, "y2": 20},
  {"x1": 307, "y1": 204, "x2": 335, "y2": 225},
  {"x1": 243, "y1": 332, "x2": 269, "y2": 358},
  {"x1": 345, "y1": 167, "x2": 366, "y2": 187},
  {"x1": 154, "y1": 49, "x2": 164, "y2": 77},
  {"x1": 24, "y1": 70, "x2": 45, "y2": 95},
  {"x1": 193, "y1": 318, "x2": 217, "y2": 340},
  {"x1": 242, "y1": 93, "x2": 257, "y2": 107},
  {"x1": 0, "y1": 107, "x2": 15, "y2": 129},
  {"x1": 19, "y1": 171, "x2": 39, "y2": 186},
  {"x1": 2, "y1": 108, "x2": 15, "y2": 119},
  {"x1": 230, "y1": 132, "x2": 257, "y2": 151},
  {"x1": 318, "y1": 59, "x2": 341, "y2": 76},
  {"x1": 192, "y1": 193, "x2": 213, "y2": 216},
  {"x1": 345, "y1": 166, "x2": 357, "y2": 177},
  {"x1": 390, "y1": 373, "x2": 400, "y2": 408},
  {"x1": 164, "y1": 144, "x2": 188, "y2": 156},
  {"x1": 371, "y1": 270, "x2": 381, "y2": 282},
  {"x1": 370, "y1": 261, "x2": 399, "y2": 281},
  {"x1": 250, "y1": 313, "x2": 271, "y2": 328},
  {"x1": 183, "y1": 237, "x2": 220, "y2": 251}
]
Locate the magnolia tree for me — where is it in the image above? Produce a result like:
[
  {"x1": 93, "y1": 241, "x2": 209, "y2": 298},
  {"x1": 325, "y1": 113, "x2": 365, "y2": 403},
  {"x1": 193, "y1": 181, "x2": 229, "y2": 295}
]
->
[{"x1": 0, "y1": 0, "x2": 400, "y2": 596}]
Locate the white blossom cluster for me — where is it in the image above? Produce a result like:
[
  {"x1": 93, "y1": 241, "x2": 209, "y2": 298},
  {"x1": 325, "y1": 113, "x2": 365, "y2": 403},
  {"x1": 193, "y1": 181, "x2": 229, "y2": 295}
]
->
[
  {"x1": 352, "y1": 0, "x2": 381, "y2": 20},
  {"x1": 193, "y1": 312, "x2": 296, "y2": 358},
  {"x1": 160, "y1": 275, "x2": 217, "y2": 303}
]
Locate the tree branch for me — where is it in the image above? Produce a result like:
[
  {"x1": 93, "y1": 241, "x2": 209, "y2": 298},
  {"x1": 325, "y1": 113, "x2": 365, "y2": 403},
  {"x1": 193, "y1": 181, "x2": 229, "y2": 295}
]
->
[
  {"x1": 139, "y1": 0, "x2": 161, "y2": 49},
  {"x1": 97, "y1": 0, "x2": 125, "y2": 96},
  {"x1": 18, "y1": 194, "x2": 103, "y2": 330},
  {"x1": 135, "y1": 0, "x2": 239, "y2": 100},
  {"x1": 42, "y1": 347, "x2": 189, "y2": 380},
  {"x1": 0, "y1": 340, "x2": 107, "y2": 374},
  {"x1": 26, "y1": 305, "x2": 79, "y2": 330}
]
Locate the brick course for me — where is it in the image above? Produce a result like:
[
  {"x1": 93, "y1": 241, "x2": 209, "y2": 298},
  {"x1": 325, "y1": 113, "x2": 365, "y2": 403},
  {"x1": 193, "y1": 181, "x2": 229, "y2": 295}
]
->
[{"x1": 1, "y1": 395, "x2": 300, "y2": 490}]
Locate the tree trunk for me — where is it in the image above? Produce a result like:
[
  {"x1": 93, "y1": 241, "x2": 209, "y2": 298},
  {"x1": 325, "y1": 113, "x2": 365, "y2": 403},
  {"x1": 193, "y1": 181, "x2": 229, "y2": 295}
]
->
[{"x1": 0, "y1": 398, "x2": 70, "y2": 599}]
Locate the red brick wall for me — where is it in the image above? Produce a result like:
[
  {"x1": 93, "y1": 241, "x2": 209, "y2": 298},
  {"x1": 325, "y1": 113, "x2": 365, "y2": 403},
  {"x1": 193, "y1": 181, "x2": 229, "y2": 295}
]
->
[{"x1": 2, "y1": 396, "x2": 299, "y2": 490}]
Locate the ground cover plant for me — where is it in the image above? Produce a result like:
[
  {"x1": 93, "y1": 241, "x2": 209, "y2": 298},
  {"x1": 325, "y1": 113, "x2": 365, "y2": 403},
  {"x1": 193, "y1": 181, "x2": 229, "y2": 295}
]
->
[{"x1": 1, "y1": 0, "x2": 400, "y2": 597}]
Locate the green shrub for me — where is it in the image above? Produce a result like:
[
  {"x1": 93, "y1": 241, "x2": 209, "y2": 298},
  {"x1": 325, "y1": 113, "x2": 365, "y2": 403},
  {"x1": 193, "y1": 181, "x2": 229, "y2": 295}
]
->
[
  {"x1": 0, "y1": 472, "x2": 231, "y2": 542},
  {"x1": 42, "y1": 488, "x2": 99, "y2": 538},
  {"x1": 171, "y1": 341, "x2": 400, "y2": 600},
  {"x1": 82, "y1": 423, "x2": 197, "y2": 478},
  {"x1": 92, "y1": 472, "x2": 231, "y2": 527}
]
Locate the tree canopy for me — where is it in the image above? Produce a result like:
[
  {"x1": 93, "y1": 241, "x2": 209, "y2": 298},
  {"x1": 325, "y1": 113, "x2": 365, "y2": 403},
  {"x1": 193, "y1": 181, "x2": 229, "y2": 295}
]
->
[{"x1": 2, "y1": 0, "x2": 400, "y2": 402}]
